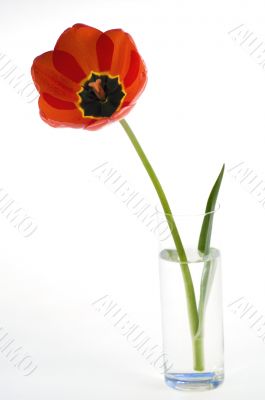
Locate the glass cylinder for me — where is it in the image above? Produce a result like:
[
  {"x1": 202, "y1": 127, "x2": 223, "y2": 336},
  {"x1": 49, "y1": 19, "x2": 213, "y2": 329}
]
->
[{"x1": 158, "y1": 207, "x2": 224, "y2": 391}]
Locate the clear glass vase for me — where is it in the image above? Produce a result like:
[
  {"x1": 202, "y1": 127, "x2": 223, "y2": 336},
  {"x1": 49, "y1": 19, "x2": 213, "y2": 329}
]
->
[{"x1": 158, "y1": 207, "x2": 224, "y2": 391}]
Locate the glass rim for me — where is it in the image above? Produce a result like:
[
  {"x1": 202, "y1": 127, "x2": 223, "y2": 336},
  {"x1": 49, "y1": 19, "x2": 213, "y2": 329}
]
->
[{"x1": 155, "y1": 203, "x2": 221, "y2": 218}]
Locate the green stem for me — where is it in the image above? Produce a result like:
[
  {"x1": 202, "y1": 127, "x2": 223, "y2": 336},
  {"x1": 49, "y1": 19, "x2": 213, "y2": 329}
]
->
[
  {"x1": 120, "y1": 118, "x2": 204, "y2": 371},
  {"x1": 193, "y1": 337, "x2": 204, "y2": 371}
]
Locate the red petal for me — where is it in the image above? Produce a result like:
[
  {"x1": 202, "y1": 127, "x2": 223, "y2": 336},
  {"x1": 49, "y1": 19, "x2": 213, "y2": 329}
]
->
[
  {"x1": 38, "y1": 95, "x2": 111, "y2": 131},
  {"x1": 85, "y1": 119, "x2": 110, "y2": 131},
  {"x1": 53, "y1": 50, "x2": 86, "y2": 83},
  {"x1": 110, "y1": 104, "x2": 134, "y2": 122},
  {"x1": 104, "y1": 29, "x2": 138, "y2": 80},
  {"x1": 104, "y1": 29, "x2": 147, "y2": 105},
  {"x1": 54, "y1": 24, "x2": 102, "y2": 76},
  {"x1": 39, "y1": 95, "x2": 91, "y2": 128},
  {"x1": 124, "y1": 50, "x2": 140, "y2": 87},
  {"x1": 96, "y1": 33, "x2": 114, "y2": 71},
  {"x1": 42, "y1": 93, "x2": 76, "y2": 110},
  {"x1": 31, "y1": 51, "x2": 79, "y2": 102},
  {"x1": 123, "y1": 60, "x2": 147, "y2": 105}
]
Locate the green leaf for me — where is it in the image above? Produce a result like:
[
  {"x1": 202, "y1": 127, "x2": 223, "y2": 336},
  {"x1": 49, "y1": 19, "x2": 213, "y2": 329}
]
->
[
  {"x1": 198, "y1": 164, "x2": 225, "y2": 255},
  {"x1": 195, "y1": 164, "x2": 225, "y2": 338}
]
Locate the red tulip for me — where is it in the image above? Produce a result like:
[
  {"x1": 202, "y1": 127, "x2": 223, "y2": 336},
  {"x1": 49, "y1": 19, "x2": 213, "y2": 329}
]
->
[{"x1": 31, "y1": 24, "x2": 147, "y2": 130}]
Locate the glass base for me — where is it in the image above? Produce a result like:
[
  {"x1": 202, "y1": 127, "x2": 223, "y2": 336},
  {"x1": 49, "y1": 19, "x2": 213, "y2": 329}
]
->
[{"x1": 165, "y1": 371, "x2": 224, "y2": 392}]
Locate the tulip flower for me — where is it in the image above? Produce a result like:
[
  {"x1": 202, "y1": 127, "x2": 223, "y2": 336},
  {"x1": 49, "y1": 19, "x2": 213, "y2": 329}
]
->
[{"x1": 31, "y1": 24, "x2": 147, "y2": 130}]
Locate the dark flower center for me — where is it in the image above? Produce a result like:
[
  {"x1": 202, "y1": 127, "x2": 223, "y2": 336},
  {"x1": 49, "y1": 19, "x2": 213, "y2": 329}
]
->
[{"x1": 78, "y1": 73, "x2": 126, "y2": 118}]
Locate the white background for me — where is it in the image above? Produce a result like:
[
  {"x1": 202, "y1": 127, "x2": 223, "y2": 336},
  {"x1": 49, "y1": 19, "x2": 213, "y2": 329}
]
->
[{"x1": 0, "y1": 0, "x2": 265, "y2": 398}]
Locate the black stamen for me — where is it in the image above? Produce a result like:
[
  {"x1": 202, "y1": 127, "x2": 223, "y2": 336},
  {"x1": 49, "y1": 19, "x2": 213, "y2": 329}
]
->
[{"x1": 79, "y1": 73, "x2": 125, "y2": 118}]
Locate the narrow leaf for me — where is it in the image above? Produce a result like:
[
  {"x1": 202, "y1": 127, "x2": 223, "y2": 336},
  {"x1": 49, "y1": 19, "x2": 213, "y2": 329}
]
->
[
  {"x1": 195, "y1": 164, "x2": 225, "y2": 337},
  {"x1": 198, "y1": 164, "x2": 225, "y2": 254}
]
